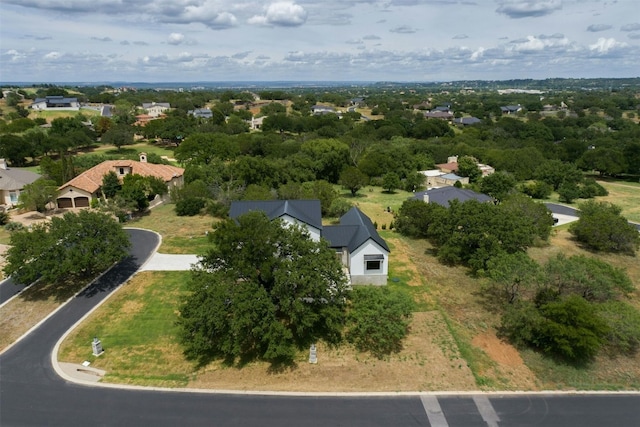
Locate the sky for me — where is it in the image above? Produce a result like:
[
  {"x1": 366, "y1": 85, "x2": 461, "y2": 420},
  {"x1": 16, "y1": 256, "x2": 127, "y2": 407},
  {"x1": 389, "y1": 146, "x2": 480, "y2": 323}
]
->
[{"x1": 1, "y1": 0, "x2": 639, "y2": 83}]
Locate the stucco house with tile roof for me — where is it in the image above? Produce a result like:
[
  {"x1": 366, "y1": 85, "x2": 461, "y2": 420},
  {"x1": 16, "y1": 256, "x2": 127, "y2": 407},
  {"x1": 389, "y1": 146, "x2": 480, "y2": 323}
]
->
[
  {"x1": 230, "y1": 200, "x2": 390, "y2": 285},
  {"x1": 0, "y1": 159, "x2": 42, "y2": 208},
  {"x1": 56, "y1": 153, "x2": 184, "y2": 208}
]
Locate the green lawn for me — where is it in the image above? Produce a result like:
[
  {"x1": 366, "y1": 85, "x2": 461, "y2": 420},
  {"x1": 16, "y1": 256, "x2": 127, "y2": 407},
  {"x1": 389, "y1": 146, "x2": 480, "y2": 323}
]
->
[{"x1": 58, "y1": 271, "x2": 195, "y2": 387}]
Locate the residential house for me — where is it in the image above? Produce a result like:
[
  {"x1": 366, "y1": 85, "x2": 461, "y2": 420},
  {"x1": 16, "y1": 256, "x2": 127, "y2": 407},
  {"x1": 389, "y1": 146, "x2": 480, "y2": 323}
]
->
[
  {"x1": 424, "y1": 111, "x2": 453, "y2": 120},
  {"x1": 413, "y1": 186, "x2": 493, "y2": 208},
  {"x1": 229, "y1": 200, "x2": 390, "y2": 285},
  {"x1": 189, "y1": 108, "x2": 213, "y2": 119},
  {"x1": 56, "y1": 153, "x2": 184, "y2": 208},
  {"x1": 311, "y1": 105, "x2": 336, "y2": 115},
  {"x1": 0, "y1": 159, "x2": 42, "y2": 208},
  {"x1": 500, "y1": 104, "x2": 523, "y2": 115},
  {"x1": 31, "y1": 96, "x2": 80, "y2": 111},
  {"x1": 452, "y1": 117, "x2": 481, "y2": 126},
  {"x1": 420, "y1": 170, "x2": 469, "y2": 187},
  {"x1": 141, "y1": 102, "x2": 171, "y2": 117},
  {"x1": 436, "y1": 156, "x2": 495, "y2": 177}
]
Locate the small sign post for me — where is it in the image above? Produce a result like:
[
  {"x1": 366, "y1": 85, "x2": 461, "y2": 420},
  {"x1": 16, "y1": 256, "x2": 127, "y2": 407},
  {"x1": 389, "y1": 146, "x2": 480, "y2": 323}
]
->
[{"x1": 309, "y1": 344, "x2": 317, "y2": 364}]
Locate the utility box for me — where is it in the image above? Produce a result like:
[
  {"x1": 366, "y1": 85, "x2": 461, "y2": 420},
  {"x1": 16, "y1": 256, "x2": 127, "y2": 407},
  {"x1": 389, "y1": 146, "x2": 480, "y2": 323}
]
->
[{"x1": 92, "y1": 337, "x2": 104, "y2": 356}]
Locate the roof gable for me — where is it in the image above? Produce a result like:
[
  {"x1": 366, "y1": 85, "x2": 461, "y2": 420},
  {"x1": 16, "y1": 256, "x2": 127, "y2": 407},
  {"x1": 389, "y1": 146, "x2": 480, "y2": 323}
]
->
[
  {"x1": 329, "y1": 207, "x2": 390, "y2": 252},
  {"x1": 229, "y1": 200, "x2": 323, "y2": 230},
  {"x1": 0, "y1": 168, "x2": 42, "y2": 190}
]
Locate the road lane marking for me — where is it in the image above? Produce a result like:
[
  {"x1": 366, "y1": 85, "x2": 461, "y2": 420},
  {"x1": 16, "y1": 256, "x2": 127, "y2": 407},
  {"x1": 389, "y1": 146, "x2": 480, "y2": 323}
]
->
[
  {"x1": 473, "y1": 395, "x2": 501, "y2": 427},
  {"x1": 421, "y1": 395, "x2": 449, "y2": 427}
]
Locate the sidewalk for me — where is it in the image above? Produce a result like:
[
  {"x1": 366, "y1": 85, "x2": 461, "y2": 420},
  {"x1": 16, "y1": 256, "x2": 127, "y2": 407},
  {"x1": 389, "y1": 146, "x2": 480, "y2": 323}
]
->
[{"x1": 139, "y1": 253, "x2": 199, "y2": 271}]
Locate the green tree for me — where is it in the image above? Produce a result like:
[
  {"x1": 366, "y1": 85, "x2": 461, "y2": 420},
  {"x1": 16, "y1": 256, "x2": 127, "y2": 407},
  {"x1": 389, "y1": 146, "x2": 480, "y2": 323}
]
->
[
  {"x1": 345, "y1": 286, "x2": 414, "y2": 359},
  {"x1": 339, "y1": 166, "x2": 369, "y2": 196},
  {"x1": 486, "y1": 252, "x2": 541, "y2": 304},
  {"x1": 569, "y1": 200, "x2": 640, "y2": 254},
  {"x1": 101, "y1": 171, "x2": 121, "y2": 199},
  {"x1": 101, "y1": 124, "x2": 134, "y2": 151},
  {"x1": 456, "y1": 156, "x2": 482, "y2": 183},
  {"x1": 120, "y1": 174, "x2": 150, "y2": 211},
  {"x1": 544, "y1": 253, "x2": 634, "y2": 302},
  {"x1": 381, "y1": 172, "x2": 401, "y2": 193},
  {"x1": 18, "y1": 178, "x2": 58, "y2": 213},
  {"x1": 479, "y1": 171, "x2": 516, "y2": 201},
  {"x1": 557, "y1": 181, "x2": 581, "y2": 203},
  {"x1": 3, "y1": 210, "x2": 130, "y2": 286},
  {"x1": 395, "y1": 199, "x2": 447, "y2": 239},
  {"x1": 178, "y1": 212, "x2": 349, "y2": 365}
]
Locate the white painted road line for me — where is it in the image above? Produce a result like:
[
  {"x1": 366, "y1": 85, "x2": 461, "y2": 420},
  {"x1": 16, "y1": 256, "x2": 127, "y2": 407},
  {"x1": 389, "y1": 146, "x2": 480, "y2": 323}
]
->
[
  {"x1": 421, "y1": 395, "x2": 449, "y2": 427},
  {"x1": 473, "y1": 395, "x2": 501, "y2": 427}
]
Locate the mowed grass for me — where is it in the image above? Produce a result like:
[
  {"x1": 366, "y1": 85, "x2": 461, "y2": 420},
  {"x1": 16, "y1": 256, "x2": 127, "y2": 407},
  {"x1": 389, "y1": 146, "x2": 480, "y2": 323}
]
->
[
  {"x1": 127, "y1": 204, "x2": 218, "y2": 254},
  {"x1": 58, "y1": 271, "x2": 195, "y2": 387},
  {"x1": 596, "y1": 179, "x2": 640, "y2": 223},
  {"x1": 76, "y1": 142, "x2": 179, "y2": 164}
]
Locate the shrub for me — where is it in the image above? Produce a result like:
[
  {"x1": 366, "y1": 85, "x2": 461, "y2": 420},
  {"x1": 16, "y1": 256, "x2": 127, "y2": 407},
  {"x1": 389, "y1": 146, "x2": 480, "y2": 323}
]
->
[
  {"x1": 4, "y1": 221, "x2": 24, "y2": 232},
  {"x1": 597, "y1": 301, "x2": 640, "y2": 355},
  {"x1": 0, "y1": 210, "x2": 9, "y2": 226},
  {"x1": 175, "y1": 198, "x2": 206, "y2": 216},
  {"x1": 327, "y1": 198, "x2": 353, "y2": 218},
  {"x1": 346, "y1": 286, "x2": 414, "y2": 359}
]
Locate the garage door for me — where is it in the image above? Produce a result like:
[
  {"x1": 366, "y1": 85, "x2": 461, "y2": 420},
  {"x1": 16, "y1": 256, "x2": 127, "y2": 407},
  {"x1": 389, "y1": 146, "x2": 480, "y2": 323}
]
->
[
  {"x1": 74, "y1": 197, "x2": 90, "y2": 207},
  {"x1": 57, "y1": 198, "x2": 73, "y2": 208}
]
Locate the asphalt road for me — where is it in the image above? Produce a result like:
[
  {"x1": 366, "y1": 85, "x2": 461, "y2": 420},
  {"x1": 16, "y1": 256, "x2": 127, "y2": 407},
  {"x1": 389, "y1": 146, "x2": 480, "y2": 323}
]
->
[
  {"x1": 1, "y1": 228, "x2": 639, "y2": 426},
  {"x1": 0, "y1": 276, "x2": 29, "y2": 305}
]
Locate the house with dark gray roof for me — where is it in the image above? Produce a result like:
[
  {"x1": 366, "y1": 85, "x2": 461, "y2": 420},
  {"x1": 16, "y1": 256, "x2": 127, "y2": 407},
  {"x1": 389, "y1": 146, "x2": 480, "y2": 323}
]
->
[
  {"x1": 31, "y1": 96, "x2": 80, "y2": 111},
  {"x1": 0, "y1": 159, "x2": 42, "y2": 208},
  {"x1": 189, "y1": 108, "x2": 213, "y2": 119},
  {"x1": 413, "y1": 187, "x2": 493, "y2": 208},
  {"x1": 230, "y1": 200, "x2": 390, "y2": 285}
]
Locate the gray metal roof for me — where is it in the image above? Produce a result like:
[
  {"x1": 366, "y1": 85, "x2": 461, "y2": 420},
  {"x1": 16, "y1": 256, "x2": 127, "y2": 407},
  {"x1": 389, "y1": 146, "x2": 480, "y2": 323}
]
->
[
  {"x1": 413, "y1": 187, "x2": 493, "y2": 207},
  {"x1": 229, "y1": 200, "x2": 323, "y2": 230},
  {"x1": 325, "y1": 207, "x2": 390, "y2": 252}
]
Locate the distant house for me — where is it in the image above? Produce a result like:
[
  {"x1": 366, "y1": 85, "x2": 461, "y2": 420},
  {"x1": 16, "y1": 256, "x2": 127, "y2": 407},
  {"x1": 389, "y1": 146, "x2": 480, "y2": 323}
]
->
[
  {"x1": 141, "y1": 102, "x2": 171, "y2": 117},
  {"x1": 189, "y1": 108, "x2": 213, "y2": 119},
  {"x1": 350, "y1": 97, "x2": 366, "y2": 106},
  {"x1": 310, "y1": 105, "x2": 336, "y2": 115},
  {"x1": 0, "y1": 159, "x2": 42, "y2": 208},
  {"x1": 436, "y1": 156, "x2": 495, "y2": 177},
  {"x1": 230, "y1": 200, "x2": 390, "y2": 285},
  {"x1": 31, "y1": 96, "x2": 80, "y2": 111},
  {"x1": 452, "y1": 117, "x2": 481, "y2": 126},
  {"x1": 500, "y1": 104, "x2": 523, "y2": 115},
  {"x1": 424, "y1": 110, "x2": 453, "y2": 120},
  {"x1": 413, "y1": 187, "x2": 493, "y2": 208},
  {"x1": 56, "y1": 153, "x2": 184, "y2": 209}
]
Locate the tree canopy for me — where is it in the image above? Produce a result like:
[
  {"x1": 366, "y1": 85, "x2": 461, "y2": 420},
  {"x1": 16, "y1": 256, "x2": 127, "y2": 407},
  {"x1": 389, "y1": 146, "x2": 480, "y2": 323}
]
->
[
  {"x1": 178, "y1": 211, "x2": 350, "y2": 365},
  {"x1": 3, "y1": 210, "x2": 130, "y2": 287}
]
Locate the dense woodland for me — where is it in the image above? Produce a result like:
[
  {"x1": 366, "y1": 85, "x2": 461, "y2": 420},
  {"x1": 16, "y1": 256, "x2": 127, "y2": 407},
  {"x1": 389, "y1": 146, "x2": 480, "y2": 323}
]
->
[{"x1": 1, "y1": 80, "x2": 640, "y2": 365}]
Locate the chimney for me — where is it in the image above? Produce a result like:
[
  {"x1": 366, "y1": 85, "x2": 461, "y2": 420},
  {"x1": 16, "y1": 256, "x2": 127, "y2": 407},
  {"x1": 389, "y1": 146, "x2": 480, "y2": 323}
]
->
[
  {"x1": 139, "y1": 152, "x2": 147, "y2": 163},
  {"x1": 422, "y1": 193, "x2": 429, "y2": 203},
  {"x1": 0, "y1": 158, "x2": 7, "y2": 170}
]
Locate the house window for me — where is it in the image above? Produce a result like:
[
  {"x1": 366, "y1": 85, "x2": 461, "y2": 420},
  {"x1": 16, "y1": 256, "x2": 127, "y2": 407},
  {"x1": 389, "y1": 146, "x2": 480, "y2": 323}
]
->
[
  {"x1": 119, "y1": 167, "x2": 125, "y2": 175},
  {"x1": 9, "y1": 191, "x2": 18, "y2": 203},
  {"x1": 364, "y1": 254, "x2": 384, "y2": 272}
]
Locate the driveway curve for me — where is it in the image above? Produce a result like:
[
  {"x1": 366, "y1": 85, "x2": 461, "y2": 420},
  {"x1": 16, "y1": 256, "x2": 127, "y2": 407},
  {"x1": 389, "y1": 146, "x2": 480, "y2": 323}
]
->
[{"x1": 1, "y1": 228, "x2": 639, "y2": 427}]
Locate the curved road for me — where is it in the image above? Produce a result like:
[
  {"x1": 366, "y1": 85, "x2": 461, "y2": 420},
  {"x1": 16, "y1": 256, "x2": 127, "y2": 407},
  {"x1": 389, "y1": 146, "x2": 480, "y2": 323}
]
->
[{"x1": 1, "y1": 229, "x2": 639, "y2": 426}]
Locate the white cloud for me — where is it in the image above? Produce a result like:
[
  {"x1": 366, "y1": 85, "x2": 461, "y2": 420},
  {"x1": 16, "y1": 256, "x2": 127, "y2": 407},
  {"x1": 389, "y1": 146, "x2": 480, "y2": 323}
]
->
[
  {"x1": 249, "y1": 2, "x2": 307, "y2": 27},
  {"x1": 43, "y1": 51, "x2": 61, "y2": 60},
  {"x1": 589, "y1": 37, "x2": 626, "y2": 54},
  {"x1": 390, "y1": 25, "x2": 417, "y2": 34},
  {"x1": 167, "y1": 33, "x2": 185, "y2": 45},
  {"x1": 496, "y1": 1, "x2": 562, "y2": 19}
]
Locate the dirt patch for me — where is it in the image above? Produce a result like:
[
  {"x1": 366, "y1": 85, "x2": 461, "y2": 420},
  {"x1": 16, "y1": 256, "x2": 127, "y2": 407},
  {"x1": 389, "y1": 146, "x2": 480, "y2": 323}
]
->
[
  {"x1": 472, "y1": 332, "x2": 539, "y2": 390},
  {"x1": 186, "y1": 311, "x2": 477, "y2": 392}
]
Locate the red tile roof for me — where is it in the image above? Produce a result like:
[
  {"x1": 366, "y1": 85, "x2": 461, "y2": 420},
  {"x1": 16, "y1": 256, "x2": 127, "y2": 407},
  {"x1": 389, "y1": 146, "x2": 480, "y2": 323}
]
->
[{"x1": 59, "y1": 160, "x2": 184, "y2": 194}]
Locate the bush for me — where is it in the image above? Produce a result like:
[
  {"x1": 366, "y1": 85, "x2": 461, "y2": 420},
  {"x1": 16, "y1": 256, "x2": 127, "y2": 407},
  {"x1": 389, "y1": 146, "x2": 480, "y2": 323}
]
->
[
  {"x1": 346, "y1": 286, "x2": 414, "y2": 359},
  {"x1": 205, "y1": 200, "x2": 229, "y2": 218},
  {"x1": 327, "y1": 198, "x2": 353, "y2": 218},
  {"x1": 175, "y1": 198, "x2": 206, "y2": 216},
  {"x1": 0, "y1": 211, "x2": 8, "y2": 226},
  {"x1": 521, "y1": 180, "x2": 552, "y2": 199},
  {"x1": 597, "y1": 301, "x2": 640, "y2": 355},
  {"x1": 4, "y1": 221, "x2": 24, "y2": 232}
]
